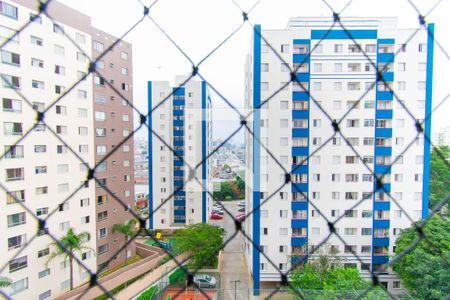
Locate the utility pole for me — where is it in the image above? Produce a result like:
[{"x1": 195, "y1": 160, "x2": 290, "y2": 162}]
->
[{"x1": 230, "y1": 279, "x2": 240, "y2": 300}]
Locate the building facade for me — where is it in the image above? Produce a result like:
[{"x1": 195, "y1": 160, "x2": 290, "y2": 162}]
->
[
  {"x1": 245, "y1": 17, "x2": 434, "y2": 295},
  {"x1": 148, "y1": 77, "x2": 213, "y2": 229},
  {"x1": 432, "y1": 126, "x2": 450, "y2": 147},
  {"x1": 0, "y1": 0, "x2": 133, "y2": 298},
  {"x1": 91, "y1": 28, "x2": 135, "y2": 273}
]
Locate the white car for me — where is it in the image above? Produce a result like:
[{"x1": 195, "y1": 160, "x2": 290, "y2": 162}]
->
[
  {"x1": 193, "y1": 274, "x2": 217, "y2": 288},
  {"x1": 237, "y1": 201, "x2": 245, "y2": 206}
]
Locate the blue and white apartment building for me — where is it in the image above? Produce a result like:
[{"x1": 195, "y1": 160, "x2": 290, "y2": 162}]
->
[
  {"x1": 244, "y1": 17, "x2": 434, "y2": 294},
  {"x1": 148, "y1": 76, "x2": 213, "y2": 229}
]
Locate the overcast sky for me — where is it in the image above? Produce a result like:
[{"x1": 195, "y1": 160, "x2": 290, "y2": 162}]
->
[{"x1": 58, "y1": 0, "x2": 450, "y2": 143}]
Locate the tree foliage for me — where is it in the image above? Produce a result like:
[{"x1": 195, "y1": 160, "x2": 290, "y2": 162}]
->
[
  {"x1": 290, "y1": 246, "x2": 366, "y2": 292},
  {"x1": 393, "y1": 215, "x2": 450, "y2": 299},
  {"x1": 212, "y1": 177, "x2": 245, "y2": 200},
  {"x1": 174, "y1": 223, "x2": 224, "y2": 267},
  {"x1": 429, "y1": 146, "x2": 450, "y2": 215},
  {"x1": 46, "y1": 228, "x2": 94, "y2": 290},
  {"x1": 112, "y1": 219, "x2": 138, "y2": 265}
]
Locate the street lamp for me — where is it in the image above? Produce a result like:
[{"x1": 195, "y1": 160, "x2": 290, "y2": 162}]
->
[{"x1": 230, "y1": 279, "x2": 240, "y2": 300}]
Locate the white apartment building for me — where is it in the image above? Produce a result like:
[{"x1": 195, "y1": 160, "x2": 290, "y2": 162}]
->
[
  {"x1": 148, "y1": 77, "x2": 213, "y2": 229},
  {"x1": 1, "y1": 1, "x2": 128, "y2": 299},
  {"x1": 432, "y1": 126, "x2": 450, "y2": 147},
  {"x1": 245, "y1": 17, "x2": 434, "y2": 295}
]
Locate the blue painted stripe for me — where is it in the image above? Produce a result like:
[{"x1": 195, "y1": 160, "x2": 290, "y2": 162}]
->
[
  {"x1": 378, "y1": 38, "x2": 395, "y2": 44},
  {"x1": 311, "y1": 29, "x2": 377, "y2": 39},
  {"x1": 375, "y1": 109, "x2": 393, "y2": 119},
  {"x1": 291, "y1": 201, "x2": 308, "y2": 210},
  {"x1": 373, "y1": 219, "x2": 390, "y2": 229},
  {"x1": 291, "y1": 219, "x2": 308, "y2": 228},
  {"x1": 292, "y1": 110, "x2": 309, "y2": 119},
  {"x1": 380, "y1": 72, "x2": 394, "y2": 82},
  {"x1": 375, "y1": 128, "x2": 393, "y2": 137},
  {"x1": 292, "y1": 92, "x2": 310, "y2": 101},
  {"x1": 291, "y1": 183, "x2": 309, "y2": 193},
  {"x1": 293, "y1": 39, "x2": 310, "y2": 44},
  {"x1": 374, "y1": 201, "x2": 391, "y2": 211},
  {"x1": 376, "y1": 91, "x2": 394, "y2": 100},
  {"x1": 173, "y1": 86, "x2": 185, "y2": 224},
  {"x1": 173, "y1": 87, "x2": 185, "y2": 95},
  {"x1": 293, "y1": 54, "x2": 310, "y2": 63},
  {"x1": 373, "y1": 238, "x2": 390, "y2": 246},
  {"x1": 422, "y1": 24, "x2": 434, "y2": 219},
  {"x1": 291, "y1": 237, "x2": 307, "y2": 246},
  {"x1": 377, "y1": 53, "x2": 395, "y2": 62},
  {"x1": 292, "y1": 147, "x2": 309, "y2": 156},
  {"x1": 252, "y1": 24, "x2": 261, "y2": 296},
  {"x1": 373, "y1": 255, "x2": 389, "y2": 264},
  {"x1": 374, "y1": 147, "x2": 392, "y2": 156},
  {"x1": 202, "y1": 81, "x2": 207, "y2": 223},
  {"x1": 291, "y1": 165, "x2": 308, "y2": 174},
  {"x1": 294, "y1": 73, "x2": 310, "y2": 82},
  {"x1": 148, "y1": 81, "x2": 153, "y2": 229},
  {"x1": 292, "y1": 128, "x2": 309, "y2": 137}
]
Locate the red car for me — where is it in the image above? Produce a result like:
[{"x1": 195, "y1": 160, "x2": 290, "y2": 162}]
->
[
  {"x1": 211, "y1": 213, "x2": 223, "y2": 220},
  {"x1": 235, "y1": 213, "x2": 246, "y2": 222}
]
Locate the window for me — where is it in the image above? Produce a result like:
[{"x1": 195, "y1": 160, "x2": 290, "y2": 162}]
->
[
  {"x1": 8, "y1": 234, "x2": 26, "y2": 250},
  {"x1": 59, "y1": 221, "x2": 70, "y2": 231},
  {"x1": 36, "y1": 186, "x2": 48, "y2": 195},
  {"x1": 334, "y1": 63, "x2": 342, "y2": 72},
  {"x1": 95, "y1": 111, "x2": 106, "y2": 121},
  {"x1": 121, "y1": 51, "x2": 128, "y2": 60},
  {"x1": 347, "y1": 82, "x2": 361, "y2": 91},
  {"x1": 81, "y1": 216, "x2": 90, "y2": 224},
  {"x1": 98, "y1": 211, "x2": 108, "y2": 221},
  {"x1": 281, "y1": 44, "x2": 289, "y2": 53},
  {"x1": 4, "y1": 145, "x2": 23, "y2": 158},
  {"x1": 80, "y1": 198, "x2": 90, "y2": 207},
  {"x1": 54, "y1": 44, "x2": 65, "y2": 56},
  {"x1": 1, "y1": 49, "x2": 20, "y2": 66},
  {"x1": 6, "y1": 168, "x2": 23, "y2": 181},
  {"x1": 2, "y1": 97, "x2": 21, "y2": 113},
  {"x1": 398, "y1": 62, "x2": 406, "y2": 71},
  {"x1": 365, "y1": 44, "x2": 376, "y2": 52},
  {"x1": 418, "y1": 43, "x2": 427, "y2": 52},
  {"x1": 418, "y1": 81, "x2": 426, "y2": 90},
  {"x1": 348, "y1": 63, "x2": 361, "y2": 72},
  {"x1": 261, "y1": 63, "x2": 269, "y2": 72},
  {"x1": 334, "y1": 44, "x2": 342, "y2": 53},
  {"x1": 38, "y1": 268, "x2": 50, "y2": 278},
  {"x1": 94, "y1": 76, "x2": 105, "y2": 87},
  {"x1": 78, "y1": 108, "x2": 87, "y2": 118},
  {"x1": 93, "y1": 41, "x2": 104, "y2": 52},
  {"x1": 122, "y1": 83, "x2": 129, "y2": 91},
  {"x1": 58, "y1": 183, "x2": 69, "y2": 193},
  {"x1": 34, "y1": 166, "x2": 47, "y2": 174},
  {"x1": 0, "y1": 1, "x2": 18, "y2": 19},
  {"x1": 53, "y1": 23, "x2": 64, "y2": 34},
  {"x1": 9, "y1": 256, "x2": 27, "y2": 272},
  {"x1": 313, "y1": 82, "x2": 322, "y2": 91},
  {"x1": 30, "y1": 35, "x2": 43, "y2": 46},
  {"x1": 313, "y1": 44, "x2": 322, "y2": 53},
  {"x1": 56, "y1": 125, "x2": 67, "y2": 135},
  {"x1": 54, "y1": 64, "x2": 65, "y2": 75},
  {"x1": 10, "y1": 277, "x2": 28, "y2": 295},
  {"x1": 1, "y1": 73, "x2": 21, "y2": 89},
  {"x1": 76, "y1": 33, "x2": 86, "y2": 44},
  {"x1": 313, "y1": 63, "x2": 322, "y2": 72}
]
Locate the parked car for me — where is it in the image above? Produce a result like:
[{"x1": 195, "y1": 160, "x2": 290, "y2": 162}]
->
[
  {"x1": 211, "y1": 213, "x2": 223, "y2": 220},
  {"x1": 193, "y1": 274, "x2": 217, "y2": 288},
  {"x1": 238, "y1": 206, "x2": 245, "y2": 212},
  {"x1": 235, "y1": 213, "x2": 245, "y2": 222},
  {"x1": 237, "y1": 201, "x2": 245, "y2": 206},
  {"x1": 212, "y1": 210, "x2": 224, "y2": 215}
]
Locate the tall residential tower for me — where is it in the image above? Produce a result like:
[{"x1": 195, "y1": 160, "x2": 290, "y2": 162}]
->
[
  {"x1": 0, "y1": 0, "x2": 134, "y2": 298},
  {"x1": 148, "y1": 77, "x2": 213, "y2": 229},
  {"x1": 245, "y1": 17, "x2": 433, "y2": 295}
]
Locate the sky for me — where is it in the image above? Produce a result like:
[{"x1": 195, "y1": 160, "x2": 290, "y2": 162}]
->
[{"x1": 57, "y1": 0, "x2": 450, "y2": 144}]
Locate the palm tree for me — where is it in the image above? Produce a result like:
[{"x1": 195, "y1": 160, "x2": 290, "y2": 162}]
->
[
  {"x1": 0, "y1": 276, "x2": 12, "y2": 288},
  {"x1": 112, "y1": 219, "x2": 138, "y2": 265},
  {"x1": 46, "y1": 228, "x2": 94, "y2": 291}
]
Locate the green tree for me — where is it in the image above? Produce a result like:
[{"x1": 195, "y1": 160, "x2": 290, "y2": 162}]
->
[
  {"x1": 0, "y1": 276, "x2": 12, "y2": 288},
  {"x1": 290, "y1": 245, "x2": 366, "y2": 292},
  {"x1": 429, "y1": 146, "x2": 450, "y2": 215},
  {"x1": 46, "y1": 228, "x2": 94, "y2": 290},
  {"x1": 236, "y1": 175, "x2": 245, "y2": 191},
  {"x1": 393, "y1": 215, "x2": 450, "y2": 299},
  {"x1": 112, "y1": 219, "x2": 138, "y2": 265},
  {"x1": 174, "y1": 223, "x2": 224, "y2": 267}
]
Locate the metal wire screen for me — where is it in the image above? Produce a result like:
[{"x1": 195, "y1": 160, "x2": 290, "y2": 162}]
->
[{"x1": 1, "y1": 0, "x2": 449, "y2": 299}]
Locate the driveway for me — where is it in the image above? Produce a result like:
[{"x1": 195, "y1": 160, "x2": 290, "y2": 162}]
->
[{"x1": 213, "y1": 201, "x2": 252, "y2": 300}]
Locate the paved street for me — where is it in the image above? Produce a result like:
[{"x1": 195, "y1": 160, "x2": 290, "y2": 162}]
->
[{"x1": 213, "y1": 201, "x2": 252, "y2": 300}]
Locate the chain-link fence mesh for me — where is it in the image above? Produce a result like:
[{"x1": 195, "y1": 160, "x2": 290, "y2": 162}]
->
[{"x1": 0, "y1": 0, "x2": 449, "y2": 299}]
